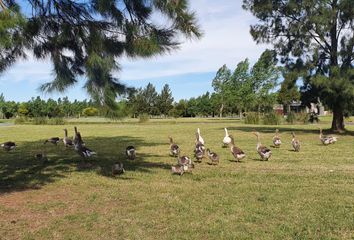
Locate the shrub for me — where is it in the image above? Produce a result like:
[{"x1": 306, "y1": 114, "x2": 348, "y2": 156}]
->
[
  {"x1": 139, "y1": 113, "x2": 150, "y2": 123},
  {"x1": 263, "y1": 112, "x2": 282, "y2": 125},
  {"x1": 297, "y1": 112, "x2": 310, "y2": 124},
  {"x1": 244, "y1": 112, "x2": 260, "y2": 124},
  {"x1": 82, "y1": 107, "x2": 99, "y2": 117},
  {"x1": 168, "y1": 108, "x2": 181, "y2": 118},
  {"x1": 48, "y1": 117, "x2": 66, "y2": 125},
  {"x1": 14, "y1": 117, "x2": 27, "y2": 125},
  {"x1": 33, "y1": 117, "x2": 48, "y2": 125},
  {"x1": 286, "y1": 111, "x2": 296, "y2": 124}
]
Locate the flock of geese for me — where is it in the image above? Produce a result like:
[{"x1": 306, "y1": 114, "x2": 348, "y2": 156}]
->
[
  {"x1": 1, "y1": 126, "x2": 338, "y2": 176},
  {"x1": 169, "y1": 127, "x2": 338, "y2": 175},
  {"x1": 0, "y1": 127, "x2": 135, "y2": 175}
]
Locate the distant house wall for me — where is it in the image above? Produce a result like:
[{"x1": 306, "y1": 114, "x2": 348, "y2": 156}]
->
[
  {"x1": 273, "y1": 104, "x2": 284, "y2": 115},
  {"x1": 275, "y1": 101, "x2": 327, "y2": 116}
]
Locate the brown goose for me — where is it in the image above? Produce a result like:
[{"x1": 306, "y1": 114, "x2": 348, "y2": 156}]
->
[
  {"x1": 74, "y1": 126, "x2": 85, "y2": 147},
  {"x1": 168, "y1": 136, "x2": 180, "y2": 157},
  {"x1": 228, "y1": 135, "x2": 246, "y2": 162},
  {"x1": 171, "y1": 164, "x2": 185, "y2": 175},
  {"x1": 126, "y1": 146, "x2": 136, "y2": 160},
  {"x1": 74, "y1": 132, "x2": 96, "y2": 158},
  {"x1": 319, "y1": 128, "x2": 337, "y2": 145},
  {"x1": 1, "y1": 141, "x2": 16, "y2": 151},
  {"x1": 291, "y1": 132, "x2": 301, "y2": 152},
  {"x1": 112, "y1": 162, "x2": 125, "y2": 175},
  {"x1": 195, "y1": 148, "x2": 204, "y2": 162},
  {"x1": 272, "y1": 129, "x2": 281, "y2": 148},
  {"x1": 44, "y1": 137, "x2": 60, "y2": 145},
  {"x1": 63, "y1": 129, "x2": 74, "y2": 147},
  {"x1": 206, "y1": 148, "x2": 219, "y2": 165},
  {"x1": 253, "y1": 132, "x2": 271, "y2": 161},
  {"x1": 177, "y1": 152, "x2": 191, "y2": 167}
]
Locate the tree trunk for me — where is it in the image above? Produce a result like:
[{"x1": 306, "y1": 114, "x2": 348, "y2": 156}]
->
[
  {"x1": 331, "y1": 107, "x2": 345, "y2": 132},
  {"x1": 219, "y1": 103, "x2": 224, "y2": 118}
]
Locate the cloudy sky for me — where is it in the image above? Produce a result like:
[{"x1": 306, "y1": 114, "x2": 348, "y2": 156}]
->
[{"x1": 0, "y1": 0, "x2": 267, "y2": 102}]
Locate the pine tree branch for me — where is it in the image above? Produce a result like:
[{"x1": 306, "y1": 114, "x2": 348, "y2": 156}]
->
[{"x1": 0, "y1": 0, "x2": 6, "y2": 10}]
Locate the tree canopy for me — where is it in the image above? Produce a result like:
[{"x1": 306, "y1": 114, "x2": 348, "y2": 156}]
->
[
  {"x1": 0, "y1": 0, "x2": 201, "y2": 108},
  {"x1": 211, "y1": 50, "x2": 280, "y2": 116},
  {"x1": 243, "y1": 0, "x2": 354, "y2": 131}
]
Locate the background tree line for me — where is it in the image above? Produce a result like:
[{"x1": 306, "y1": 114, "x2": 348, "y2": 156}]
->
[
  {"x1": 0, "y1": 94, "x2": 96, "y2": 119},
  {"x1": 1, "y1": 47, "x2": 352, "y2": 120}
]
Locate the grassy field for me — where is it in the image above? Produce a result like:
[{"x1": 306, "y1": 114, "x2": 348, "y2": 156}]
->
[{"x1": 1, "y1": 119, "x2": 354, "y2": 239}]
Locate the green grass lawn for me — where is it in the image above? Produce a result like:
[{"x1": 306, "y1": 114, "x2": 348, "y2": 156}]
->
[{"x1": 1, "y1": 119, "x2": 354, "y2": 239}]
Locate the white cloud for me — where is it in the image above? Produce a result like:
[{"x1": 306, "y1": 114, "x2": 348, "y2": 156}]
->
[
  {"x1": 119, "y1": 0, "x2": 267, "y2": 81},
  {"x1": 0, "y1": 56, "x2": 52, "y2": 84}
]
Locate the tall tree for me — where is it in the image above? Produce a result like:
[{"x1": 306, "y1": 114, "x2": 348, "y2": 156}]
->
[
  {"x1": 278, "y1": 71, "x2": 301, "y2": 113},
  {"x1": 243, "y1": 0, "x2": 354, "y2": 131},
  {"x1": 142, "y1": 83, "x2": 159, "y2": 115},
  {"x1": 0, "y1": 0, "x2": 201, "y2": 108},
  {"x1": 251, "y1": 49, "x2": 280, "y2": 112},
  {"x1": 228, "y1": 59, "x2": 254, "y2": 114},
  {"x1": 157, "y1": 84, "x2": 174, "y2": 117},
  {"x1": 212, "y1": 64, "x2": 231, "y2": 117}
]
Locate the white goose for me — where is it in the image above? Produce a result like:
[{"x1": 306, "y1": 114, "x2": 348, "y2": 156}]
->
[
  {"x1": 223, "y1": 128, "x2": 231, "y2": 147},
  {"x1": 196, "y1": 128, "x2": 205, "y2": 145}
]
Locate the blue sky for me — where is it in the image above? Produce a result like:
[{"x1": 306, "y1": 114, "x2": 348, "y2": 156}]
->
[{"x1": 0, "y1": 0, "x2": 267, "y2": 102}]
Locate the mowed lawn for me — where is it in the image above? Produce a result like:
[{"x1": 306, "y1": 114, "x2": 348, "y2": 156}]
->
[{"x1": 1, "y1": 119, "x2": 354, "y2": 240}]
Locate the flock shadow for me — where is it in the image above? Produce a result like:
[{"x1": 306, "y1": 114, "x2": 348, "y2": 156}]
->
[{"x1": 0, "y1": 135, "x2": 169, "y2": 194}]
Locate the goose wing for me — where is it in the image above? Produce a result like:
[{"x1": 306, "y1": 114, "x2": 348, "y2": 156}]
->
[
  {"x1": 292, "y1": 139, "x2": 300, "y2": 151},
  {"x1": 77, "y1": 146, "x2": 96, "y2": 158},
  {"x1": 231, "y1": 146, "x2": 244, "y2": 157},
  {"x1": 273, "y1": 136, "x2": 281, "y2": 145},
  {"x1": 258, "y1": 145, "x2": 271, "y2": 154}
]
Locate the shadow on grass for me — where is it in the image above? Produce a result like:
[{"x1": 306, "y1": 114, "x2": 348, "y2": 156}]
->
[{"x1": 0, "y1": 135, "x2": 169, "y2": 194}]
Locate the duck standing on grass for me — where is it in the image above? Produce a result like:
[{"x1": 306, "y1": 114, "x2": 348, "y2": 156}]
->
[
  {"x1": 319, "y1": 128, "x2": 337, "y2": 145},
  {"x1": 291, "y1": 132, "x2": 301, "y2": 152},
  {"x1": 168, "y1": 136, "x2": 180, "y2": 157},
  {"x1": 223, "y1": 128, "x2": 231, "y2": 147},
  {"x1": 207, "y1": 149, "x2": 219, "y2": 165},
  {"x1": 228, "y1": 135, "x2": 246, "y2": 162},
  {"x1": 253, "y1": 132, "x2": 272, "y2": 161},
  {"x1": 126, "y1": 146, "x2": 136, "y2": 160},
  {"x1": 273, "y1": 129, "x2": 282, "y2": 148},
  {"x1": 1, "y1": 141, "x2": 16, "y2": 152}
]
